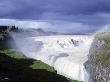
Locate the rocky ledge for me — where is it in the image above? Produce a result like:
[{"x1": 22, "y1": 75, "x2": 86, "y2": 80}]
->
[{"x1": 85, "y1": 32, "x2": 110, "y2": 82}]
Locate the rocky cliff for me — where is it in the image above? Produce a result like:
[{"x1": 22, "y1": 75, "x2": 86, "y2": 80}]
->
[{"x1": 85, "y1": 32, "x2": 110, "y2": 82}]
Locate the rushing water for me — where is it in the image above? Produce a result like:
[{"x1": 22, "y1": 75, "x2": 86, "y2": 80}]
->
[{"x1": 11, "y1": 34, "x2": 94, "y2": 82}]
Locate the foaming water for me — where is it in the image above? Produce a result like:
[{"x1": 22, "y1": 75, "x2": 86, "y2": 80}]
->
[{"x1": 11, "y1": 34, "x2": 94, "y2": 82}]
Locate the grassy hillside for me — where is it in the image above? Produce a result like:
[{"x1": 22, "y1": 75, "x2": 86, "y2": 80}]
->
[{"x1": 0, "y1": 49, "x2": 80, "y2": 82}]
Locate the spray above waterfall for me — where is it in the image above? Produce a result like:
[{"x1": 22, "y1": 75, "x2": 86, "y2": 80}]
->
[{"x1": 10, "y1": 30, "x2": 94, "y2": 82}]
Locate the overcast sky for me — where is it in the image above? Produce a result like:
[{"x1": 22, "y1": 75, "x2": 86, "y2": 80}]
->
[{"x1": 0, "y1": 0, "x2": 110, "y2": 33}]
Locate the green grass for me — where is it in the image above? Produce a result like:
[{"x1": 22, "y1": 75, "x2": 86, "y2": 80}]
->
[
  {"x1": 0, "y1": 49, "x2": 25, "y2": 59},
  {"x1": 0, "y1": 49, "x2": 55, "y2": 72},
  {"x1": 30, "y1": 61, "x2": 55, "y2": 72},
  {"x1": 0, "y1": 49, "x2": 80, "y2": 82}
]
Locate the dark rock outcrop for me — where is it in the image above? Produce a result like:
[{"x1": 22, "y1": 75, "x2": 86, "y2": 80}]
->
[
  {"x1": 85, "y1": 32, "x2": 110, "y2": 82},
  {"x1": 0, "y1": 26, "x2": 18, "y2": 49}
]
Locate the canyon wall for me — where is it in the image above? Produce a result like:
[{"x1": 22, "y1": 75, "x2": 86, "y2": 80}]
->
[{"x1": 85, "y1": 32, "x2": 110, "y2": 82}]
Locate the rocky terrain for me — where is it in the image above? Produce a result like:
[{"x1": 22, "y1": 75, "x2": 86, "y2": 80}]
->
[{"x1": 85, "y1": 32, "x2": 110, "y2": 82}]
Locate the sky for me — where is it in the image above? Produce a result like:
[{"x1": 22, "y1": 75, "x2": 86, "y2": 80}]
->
[{"x1": 0, "y1": 0, "x2": 110, "y2": 33}]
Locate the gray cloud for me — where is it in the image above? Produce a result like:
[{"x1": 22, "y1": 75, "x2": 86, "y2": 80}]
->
[
  {"x1": 0, "y1": 19, "x2": 105, "y2": 33},
  {"x1": 0, "y1": 0, "x2": 110, "y2": 19},
  {"x1": 0, "y1": 0, "x2": 110, "y2": 33}
]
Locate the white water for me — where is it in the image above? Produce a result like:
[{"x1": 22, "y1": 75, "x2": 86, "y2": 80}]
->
[{"x1": 11, "y1": 34, "x2": 94, "y2": 82}]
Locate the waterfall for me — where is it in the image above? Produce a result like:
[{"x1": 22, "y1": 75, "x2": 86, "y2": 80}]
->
[{"x1": 11, "y1": 33, "x2": 94, "y2": 82}]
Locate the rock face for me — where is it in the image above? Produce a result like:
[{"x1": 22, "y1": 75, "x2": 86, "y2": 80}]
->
[
  {"x1": 0, "y1": 26, "x2": 18, "y2": 49},
  {"x1": 85, "y1": 32, "x2": 110, "y2": 82}
]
